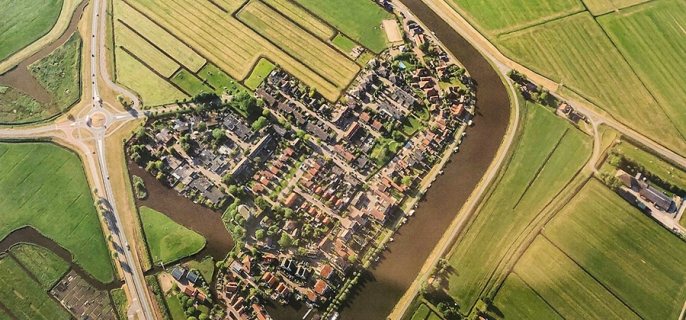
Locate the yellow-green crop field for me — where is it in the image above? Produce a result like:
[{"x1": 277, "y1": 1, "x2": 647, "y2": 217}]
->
[
  {"x1": 262, "y1": 0, "x2": 335, "y2": 40},
  {"x1": 582, "y1": 0, "x2": 652, "y2": 16}
]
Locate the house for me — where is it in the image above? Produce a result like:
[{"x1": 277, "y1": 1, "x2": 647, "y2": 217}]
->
[
  {"x1": 314, "y1": 279, "x2": 329, "y2": 295},
  {"x1": 640, "y1": 186, "x2": 674, "y2": 211},
  {"x1": 319, "y1": 264, "x2": 334, "y2": 280},
  {"x1": 252, "y1": 303, "x2": 270, "y2": 320},
  {"x1": 171, "y1": 266, "x2": 186, "y2": 281}
]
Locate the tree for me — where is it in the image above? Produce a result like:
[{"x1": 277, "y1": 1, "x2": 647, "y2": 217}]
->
[
  {"x1": 347, "y1": 253, "x2": 358, "y2": 264},
  {"x1": 198, "y1": 314, "x2": 208, "y2": 320},
  {"x1": 278, "y1": 233, "x2": 293, "y2": 247},
  {"x1": 255, "y1": 229, "x2": 266, "y2": 240},
  {"x1": 212, "y1": 128, "x2": 225, "y2": 141},
  {"x1": 251, "y1": 116, "x2": 268, "y2": 131}
]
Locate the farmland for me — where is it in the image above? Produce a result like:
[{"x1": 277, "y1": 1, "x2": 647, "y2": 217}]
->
[
  {"x1": 0, "y1": 142, "x2": 114, "y2": 283},
  {"x1": 197, "y1": 63, "x2": 247, "y2": 95},
  {"x1": 245, "y1": 58, "x2": 276, "y2": 90},
  {"x1": 493, "y1": 274, "x2": 562, "y2": 320},
  {"x1": 294, "y1": 0, "x2": 394, "y2": 53},
  {"x1": 140, "y1": 206, "x2": 205, "y2": 265},
  {"x1": 112, "y1": 0, "x2": 365, "y2": 102},
  {"x1": 28, "y1": 33, "x2": 82, "y2": 109},
  {"x1": 444, "y1": 103, "x2": 591, "y2": 311},
  {"x1": 10, "y1": 244, "x2": 69, "y2": 288},
  {"x1": 542, "y1": 179, "x2": 686, "y2": 319},
  {"x1": 582, "y1": 0, "x2": 652, "y2": 16},
  {"x1": 0, "y1": 0, "x2": 64, "y2": 61}
]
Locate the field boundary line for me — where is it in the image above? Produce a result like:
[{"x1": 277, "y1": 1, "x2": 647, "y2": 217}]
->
[
  {"x1": 510, "y1": 271, "x2": 567, "y2": 320},
  {"x1": 116, "y1": 20, "x2": 187, "y2": 76},
  {"x1": 592, "y1": 0, "x2": 658, "y2": 18},
  {"x1": 540, "y1": 233, "x2": 646, "y2": 320},
  {"x1": 118, "y1": 47, "x2": 189, "y2": 95},
  {"x1": 207, "y1": 0, "x2": 230, "y2": 13},
  {"x1": 0, "y1": 298, "x2": 16, "y2": 320},
  {"x1": 6, "y1": 252, "x2": 43, "y2": 286},
  {"x1": 495, "y1": 9, "x2": 588, "y2": 38}
]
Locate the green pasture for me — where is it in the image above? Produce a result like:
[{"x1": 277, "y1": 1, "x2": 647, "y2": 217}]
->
[
  {"x1": 197, "y1": 63, "x2": 247, "y2": 95},
  {"x1": 29, "y1": 33, "x2": 82, "y2": 109},
  {"x1": 332, "y1": 33, "x2": 358, "y2": 54},
  {"x1": 10, "y1": 244, "x2": 69, "y2": 288},
  {"x1": 140, "y1": 206, "x2": 205, "y2": 265},
  {"x1": 186, "y1": 256, "x2": 215, "y2": 282},
  {"x1": 245, "y1": 58, "x2": 276, "y2": 90},
  {"x1": 0, "y1": 0, "x2": 64, "y2": 61},
  {"x1": 115, "y1": 47, "x2": 187, "y2": 106},
  {"x1": 582, "y1": 0, "x2": 652, "y2": 15},
  {"x1": 170, "y1": 69, "x2": 213, "y2": 96},
  {"x1": 494, "y1": 273, "x2": 562, "y2": 320}
]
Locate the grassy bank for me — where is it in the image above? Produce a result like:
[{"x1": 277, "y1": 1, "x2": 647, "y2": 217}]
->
[
  {"x1": 140, "y1": 206, "x2": 206, "y2": 265},
  {"x1": 29, "y1": 32, "x2": 82, "y2": 109}
]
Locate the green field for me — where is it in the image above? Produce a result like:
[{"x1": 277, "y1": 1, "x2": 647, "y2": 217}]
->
[
  {"x1": 0, "y1": 142, "x2": 114, "y2": 283},
  {"x1": 110, "y1": 288, "x2": 128, "y2": 320},
  {"x1": 197, "y1": 63, "x2": 247, "y2": 95},
  {"x1": 115, "y1": 47, "x2": 188, "y2": 106},
  {"x1": 411, "y1": 303, "x2": 431, "y2": 320},
  {"x1": 263, "y1": 0, "x2": 335, "y2": 40},
  {"x1": 186, "y1": 256, "x2": 215, "y2": 282},
  {"x1": 598, "y1": 0, "x2": 686, "y2": 143},
  {"x1": 332, "y1": 33, "x2": 358, "y2": 54},
  {"x1": 444, "y1": 103, "x2": 591, "y2": 311},
  {"x1": 28, "y1": 33, "x2": 82, "y2": 109},
  {"x1": 115, "y1": 21, "x2": 180, "y2": 78},
  {"x1": 0, "y1": 254, "x2": 71, "y2": 320},
  {"x1": 514, "y1": 237, "x2": 640, "y2": 319},
  {"x1": 170, "y1": 69, "x2": 213, "y2": 96},
  {"x1": 294, "y1": 0, "x2": 394, "y2": 53},
  {"x1": 582, "y1": 0, "x2": 652, "y2": 15},
  {"x1": 451, "y1": 0, "x2": 583, "y2": 34},
  {"x1": 10, "y1": 244, "x2": 69, "y2": 288},
  {"x1": 544, "y1": 179, "x2": 686, "y2": 320},
  {"x1": 140, "y1": 206, "x2": 205, "y2": 265},
  {"x1": 494, "y1": 274, "x2": 562, "y2": 320},
  {"x1": 164, "y1": 293, "x2": 186, "y2": 320},
  {"x1": 0, "y1": 0, "x2": 64, "y2": 61},
  {"x1": 245, "y1": 58, "x2": 276, "y2": 90},
  {"x1": 0, "y1": 86, "x2": 49, "y2": 123}
]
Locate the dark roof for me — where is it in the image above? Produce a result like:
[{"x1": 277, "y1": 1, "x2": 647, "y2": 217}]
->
[
  {"x1": 187, "y1": 270, "x2": 200, "y2": 283},
  {"x1": 640, "y1": 186, "x2": 673, "y2": 210},
  {"x1": 171, "y1": 266, "x2": 186, "y2": 281}
]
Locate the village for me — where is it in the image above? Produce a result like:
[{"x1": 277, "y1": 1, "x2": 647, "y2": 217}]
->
[{"x1": 127, "y1": 15, "x2": 475, "y2": 320}]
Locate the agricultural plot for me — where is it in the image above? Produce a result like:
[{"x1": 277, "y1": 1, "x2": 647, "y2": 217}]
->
[
  {"x1": 197, "y1": 63, "x2": 247, "y2": 95},
  {"x1": 140, "y1": 206, "x2": 205, "y2": 265},
  {"x1": 450, "y1": 0, "x2": 583, "y2": 34},
  {"x1": 10, "y1": 244, "x2": 69, "y2": 288},
  {"x1": 514, "y1": 237, "x2": 640, "y2": 319},
  {"x1": 493, "y1": 274, "x2": 562, "y2": 320},
  {"x1": 0, "y1": 142, "x2": 114, "y2": 283},
  {"x1": 245, "y1": 58, "x2": 276, "y2": 90},
  {"x1": 114, "y1": 22, "x2": 179, "y2": 78},
  {"x1": 332, "y1": 34, "x2": 358, "y2": 54},
  {"x1": 28, "y1": 33, "x2": 82, "y2": 109},
  {"x1": 544, "y1": 179, "x2": 686, "y2": 320},
  {"x1": 598, "y1": 0, "x2": 686, "y2": 144},
  {"x1": 497, "y1": 12, "x2": 686, "y2": 155},
  {"x1": 262, "y1": 0, "x2": 335, "y2": 40},
  {"x1": 115, "y1": 47, "x2": 188, "y2": 106},
  {"x1": 170, "y1": 69, "x2": 213, "y2": 96},
  {"x1": 0, "y1": 254, "x2": 71, "y2": 320},
  {"x1": 444, "y1": 103, "x2": 591, "y2": 312},
  {"x1": 582, "y1": 0, "x2": 652, "y2": 16},
  {"x1": 294, "y1": 0, "x2": 393, "y2": 53},
  {"x1": 0, "y1": 0, "x2": 64, "y2": 61}
]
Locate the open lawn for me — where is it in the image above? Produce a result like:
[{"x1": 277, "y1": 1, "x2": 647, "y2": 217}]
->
[
  {"x1": 114, "y1": 21, "x2": 179, "y2": 78},
  {"x1": 545, "y1": 179, "x2": 686, "y2": 320},
  {"x1": 332, "y1": 33, "x2": 358, "y2": 54},
  {"x1": 0, "y1": 0, "x2": 64, "y2": 61},
  {"x1": 598, "y1": 0, "x2": 686, "y2": 144},
  {"x1": 164, "y1": 293, "x2": 185, "y2": 320},
  {"x1": 10, "y1": 244, "x2": 69, "y2": 288},
  {"x1": 263, "y1": 0, "x2": 335, "y2": 40},
  {"x1": 0, "y1": 86, "x2": 51, "y2": 124},
  {"x1": 245, "y1": 58, "x2": 276, "y2": 90},
  {"x1": 170, "y1": 69, "x2": 213, "y2": 96},
  {"x1": 494, "y1": 274, "x2": 562, "y2": 320},
  {"x1": 410, "y1": 303, "x2": 431, "y2": 320},
  {"x1": 294, "y1": 0, "x2": 393, "y2": 53},
  {"x1": 0, "y1": 142, "x2": 114, "y2": 283},
  {"x1": 582, "y1": 0, "x2": 652, "y2": 16},
  {"x1": 0, "y1": 255, "x2": 71, "y2": 320},
  {"x1": 115, "y1": 47, "x2": 187, "y2": 106},
  {"x1": 140, "y1": 206, "x2": 205, "y2": 265},
  {"x1": 450, "y1": 0, "x2": 583, "y2": 34},
  {"x1": 185, "y1": 256, "x2": 215, "y2": 282},
  {"x1": 444, "y1": 103, "x2": 591, "y2": 312},
  {"x1": 197, "y1": 63, "x2": 247, "y2": 95},
  {"x1": 28, "y1": 33, "x2": 82, "y2": 109},
  {"x1": 497, "y1": 12, "x2": 686, "y2": 155},
  {"x1": 514, "y1": 237, "x2": 640, "y2": 319}
]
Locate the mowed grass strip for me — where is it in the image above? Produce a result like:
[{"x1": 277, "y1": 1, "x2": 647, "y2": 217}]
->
[
  {"x1": 128, "y1": 0, "x2": 345, "y2": 100},
  {"x1": 212, "y1": 0, "x2": 247, "y2": 13},
  {"x1": 294, "y1": 0, "x2": 393, "y2": 53},
  {"x1": 28, "y1": 32, "x2": 82, "y2": 109},
  {"x1": 140, "y1": 207, "x2": 205, "y2": 265},
  {"x1": 115, "y1": 21, "x2": 180, "y2": 78},
  {"x1": 582, "y1": 0, "x2": 652, "y2": 16},
  {"x1": 451, "y1": 0, "x2": 583, "y2": 34},
  {"x1": 115, "y1": 47, "x2": 188, "y2": 106},
  {"x1": 10, "y1": 244, "x2": 69, "y2": 288},
  {"x1": 238, "y1": 1, "x2": 359, "y2": 88},
  {"x1": 0, "y1": 142, "x2": 114, "y2": 283},
  {"x1": 114, "y1": 0, "x2": 206, "y2": 72},
  {"x1": 0, "y1": 0, "x2": 63, "y2": 61},
  {"x1": 262, "y1": 0, "x2": 335, "y2": 40},
  {"x1": 198, "y1": 63, "x2": 248, "y2": 94},
  {"x1": 170, "y1": 69, "x2": 213, "y2": 96},
  {"x1": 0, "y1": 256, "x2": 71, "y2": 320},
  {"x1": 497, "y1": 12, "x2": 686, "y2": 155},
  {"x1": 494, "y1": 273, "x2": 562, "y2": 320},
  {"x1": 332, "y1": 33, "x2": 358, "y2": 54},
  {"x1": 515, "y1": 237, "x2": 640, "y2": 320},
  {"x1": 545, "y1": 179, "x2": 686, "y2": 320},
  {"x1": 598, "y1": 0, "x2": 686, "y2": 142},
  {"x1": 445, "y1": 103, "x2": 591, "y2": 311},
  {"x1": 245, "y1": 58, "x2": 276, "y2": 90}
]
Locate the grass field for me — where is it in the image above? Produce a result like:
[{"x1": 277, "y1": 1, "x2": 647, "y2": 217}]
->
[
  {"x1": 186, "y1": 256, "x2": 215, "y2": 282},
  {"x1": 140, "y1": 206, "x2": 205, "y2": 265},
  {"x1": 110, "y1": 288, "x2": 128, "y2": 320},
  {"x1": 0, "y1": 0, "x2": 64, "y2": 61},
  {"x1": 0, "y1": 255, "x2": 71, "y2": 320},
  {"x1": 294, "y1": 0, "x2": 393, "y2": 53},
  {"x1": 0, "y1": 86, "x2": 51, "y2": 124},
  {"x1": 493, "y1": 274, "x2": 562, "y2": 320},
  {"x1": 613, "y1": 139, "x2": 686, "y2": 190},
  {"x1": 497, "y1": 12, "x2": 686, "y2": 154},
  {"x1": 28, "y1": 33, "x2": 82, "y2": 109},
  {"x1": 0, "y1": 142, "x2": 114, "y2": 283},
  {"x1": 10, "y1": 244, "x2": 69, "y2": 288},
  {"x1": 114, "y1": 21, "x2": 179, "y2": 78},
  {"x1": 582, "y1": 0, "x2": 652, "y2": 16},
  {"x1": 170, "y1": 69, "x2": 213, "y2": 96},
  {"x1": 411, "y1": 303, "x2": 431, "y2": 320},
  {"x1": 263, "y1": 0, "x2": 335, "y2": 40},
  {"x1": 164, "y1": 293, "x2": 186, "y2": 320},
  {"x1": 444, "y1": 103, "x2": 591, "y2": 312},
  {"x1": 332, "y1": 33, "x2": 358, "y2": 54},
  {"x1": 598, "y1": 0, "x2": 686, "y2": 143},
  {"x1": 197, "y1": 63, "x2": 247, "y2": 95},
  {"x1": 544, "y1": 179, "x2": 686, "y2": 320},
  {"x1": 450, "y1": 0, "x2": 583, "y2": 34},
  {"x1": 115, "y1": 47, "x2": 188, "y2": 106},
  {"x1": 245, "y1": 58, "x2": 276, "y2": 90},
  {"x1": 514, "y1": 237, "x2": 640, "y2": 319}
]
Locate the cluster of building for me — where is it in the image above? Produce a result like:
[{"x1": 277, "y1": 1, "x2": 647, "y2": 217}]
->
[{"x1": 615, "y1": 170, "x2": 677, "y2": 213}]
